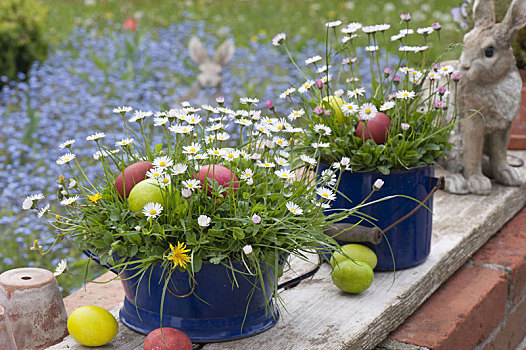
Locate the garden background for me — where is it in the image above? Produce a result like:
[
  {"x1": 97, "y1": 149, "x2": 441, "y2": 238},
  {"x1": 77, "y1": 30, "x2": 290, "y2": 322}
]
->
[{"x1": 0, "y1": 0, "x2": 463, "y2": 294}]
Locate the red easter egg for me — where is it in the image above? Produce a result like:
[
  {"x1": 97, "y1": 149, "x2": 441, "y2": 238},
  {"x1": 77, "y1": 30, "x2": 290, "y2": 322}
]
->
[
  {"x1": 114, "y1": 161, "x2": 154, "y2": 198},
  {"x1": 197, "y1": 164, "x2": 239, "y2": 196},
  {"x1": 355, "y1": 112, "x2": 391, "y2": 144},
  {"x1": 143, "y1": 328, "x2": 192, "y2": 350}
]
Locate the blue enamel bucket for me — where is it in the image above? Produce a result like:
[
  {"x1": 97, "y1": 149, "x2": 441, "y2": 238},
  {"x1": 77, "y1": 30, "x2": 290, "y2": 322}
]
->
[
  {"x1": 85, "y1": 253, "x2": 280, "y2": 342},
  {"x1": 320, "y1": 164, "x2": 439, "y2": 270}
]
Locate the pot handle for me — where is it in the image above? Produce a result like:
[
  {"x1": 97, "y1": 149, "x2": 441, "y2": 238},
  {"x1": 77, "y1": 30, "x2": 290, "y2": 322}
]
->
[
  {"x1": 83, "y1": 250, "x2": 120, "y2": 275},
  {"x1": 277, "y1": 254, "x2": 323, "y2": 290},
  {"x1": 325, "y1": 176, "x2": 444, "y2": 245}
]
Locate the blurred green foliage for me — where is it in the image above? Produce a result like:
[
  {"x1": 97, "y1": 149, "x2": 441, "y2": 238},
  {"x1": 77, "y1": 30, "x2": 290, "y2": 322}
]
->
[{"x1": 0, "y1": 0, "x2": 48, "y2": 80}]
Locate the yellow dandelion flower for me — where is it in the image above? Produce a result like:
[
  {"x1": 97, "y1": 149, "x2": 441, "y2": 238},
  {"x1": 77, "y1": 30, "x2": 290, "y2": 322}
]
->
[
  {"x1": 167, "y1": 242, "x2": 191, "y2": 269},
  {"x1": 89, "y1": 193, "x2": 102, "y2": 203}
]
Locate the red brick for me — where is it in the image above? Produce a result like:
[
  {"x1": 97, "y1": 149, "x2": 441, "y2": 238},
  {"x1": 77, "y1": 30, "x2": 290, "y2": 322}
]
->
[
  {"x1": 472, "y1": 207, "x2": 526, "y2": 305},
  {"x1": 483, "y1": 298, "x2": 526, "y2": 350},
  {"x1": 390, "y1": 266, "x2": 508, "y2": 350}
]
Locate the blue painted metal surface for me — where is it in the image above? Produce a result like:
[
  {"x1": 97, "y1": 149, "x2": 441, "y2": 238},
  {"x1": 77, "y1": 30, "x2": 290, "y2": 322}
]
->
[
  {"x1": 85, "y1": 253, "x2": 279, "y2": 342},
  {"x1": 320, "y1": 164, "x2": 437, "y2": 270}
]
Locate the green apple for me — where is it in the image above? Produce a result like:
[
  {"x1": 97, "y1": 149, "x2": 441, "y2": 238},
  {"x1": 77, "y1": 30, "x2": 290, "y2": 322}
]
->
[
  {"x1": 331, "y1": 259, "x2": 374, "y2": 294},
  {"x1": 330, "y1": 243, "x2": 377, "y2": 269},
  {"x1": 322, "y1": 96, "x2": 345, "y2": 124},
  {"x1": 128, "y1": 178, "x2": 166, "y2": 214}
]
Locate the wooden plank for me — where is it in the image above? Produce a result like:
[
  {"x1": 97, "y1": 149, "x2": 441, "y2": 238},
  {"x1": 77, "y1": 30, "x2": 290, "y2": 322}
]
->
[{"x1": 48, "y1": 151, "x2": 526, "y2": 350}]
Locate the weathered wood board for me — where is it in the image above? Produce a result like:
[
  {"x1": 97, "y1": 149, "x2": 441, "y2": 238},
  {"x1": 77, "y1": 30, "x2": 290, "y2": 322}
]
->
[{"x1": 48, "y1": 151, "x2": 526, "y2": 350}]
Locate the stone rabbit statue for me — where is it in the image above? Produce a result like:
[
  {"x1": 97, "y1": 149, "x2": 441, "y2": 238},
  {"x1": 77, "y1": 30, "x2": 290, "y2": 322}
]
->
[
  {"x1": 443, "y1": 0, "x2": 526, "y2": 195},
  {"x1": 176, "y1": 36, "x2": 235, "y2": 104}
]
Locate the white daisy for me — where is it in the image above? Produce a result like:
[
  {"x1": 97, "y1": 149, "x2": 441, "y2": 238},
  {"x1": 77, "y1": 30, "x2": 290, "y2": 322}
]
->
[
  {"x1": 417, "y1": 27, "x2": 434, "y2": 35},
  {"x1": 380, "y1": 101, "x2": 395, "y2": 111},
  {"x1": 272, "y1": 32, "x2": 286, "y2": 46},
  {"x1": 273, "y1": 137, "x2": 289, "y2": 148},
  {"x1": 113, "y1": 106, "x2": 133, "y2": 114},
  {"x1": 301, "y1": 154, "x2": 317, "y2": 165},
  {"x1": 115, "y1": 138, "x2": 134, "y2": 147},
  {"x1": 172, "y1": 164, "x2": 187, "y2": 175},
  {"x1": 275, "y1": 156, "x2": 289, "y2": 167},
  {"x1": 316, "y1": 65, "x2": 330, "y2": 73},
  {"x1": 257, "y1": 161, "x2": 276, "y2": 168},
  {"x1": 190, "y1": 154, "x2": 208, "y2": 161},
  {"x1": 146, "y1": 168, "x2": 164, "y2": 179},
  {"x1": 314, "y1": 124, "x2": 332, "y2": 135},
  {"x1": 279, "y1": 87, "x2": 296, "y2": 99},
  {"x1": 240, "y1": 169, "x2": 254, "y2": 181},
  {"x1": 399, "y1": 29, "x2": 414, "y2": 35},
  {"x1": 59, "y1": 139, "x2": 75, "y2": 149},
  {"x1": 215, "y1": 132, "x2": 231, "y2": 141},
  {"x1": 223, "y1": 149, "x2": 241, "y2": 161},
  {"x1": 154, "y1": 117, "x2": 169, "y2": 126},
  {"x1": 22, "y1": 198, "x2": 33, "y2": 210},
  {"x1": 298, "y1": 80, "x2": 315, "y2": 94},
  {"x1": 197, "y1": 214, "x2": 212, "y2": 227},
  {"x1": 399, "y1": 67, "x2": 411, "y2": 74},
  {"x1": 361, "y1": 25, "x2": 378, "y2": 34},
  {"x1": 37, "y1": 203, "x2": 50, "y2": 217},
  {"x1": 365, "y1": 45, "x2": 379, "y2": 52},
  {"x1": 207, "y1": 148, "x2": 226, "y2": 157},
  {"x1": 286, "y1": 202, "x2": 303, "y2": 215},
  {"x1": 167, "y1": 108, "x2": 187, "y2": 120},
  {"x1": 440, "y1": 65, "x2": 454, "y2": 76},
  {"x1": 305, "y1": 55, "x2": 322, "y2": 65},
  {"x1": 395, "y1": 90, "x2": 416, "y2": 99},
  {"x1": 326, "y1": 20, "x2": 342, "y2": 27},
  {"x1": 182, "y1": 179, "x2": 201, "y2": 191},
  {"x1": 342, "y1": 22, "x2": 362, "y2": 34},
  {"x1": 390, "y1": 33, "x2": 406, "y2": 41},
  {"x1": 275, "y1": 169, "x2": 295, "y2": 180},
  {"x1": 184, "y1": 114, "x2": 202, "y2": 125},
  {"x1": 358, "y1": 103, "x2": 378, "y2": 121},
  {"x1": 347, "y1": 87, "x2": 366, "y2": 99},
  {"x1": 427, "y1": 70, "x2": 440, "y2": 80},
  {"x1": 311, "y1": 142, "x2": 330, "y2": 149},
  {"x1": 316, "y1": 187, "x2": 337, "y2": 201},
  {"x1": 321, "y1": 169, "x2": 337, "y2": 187},
  {"x1": 142, "y1": 202, "x2": 163, "y2": 219},
  {"x1": 287, "y1": 109, "x2": 305, "y2": 121},
  {"x1": 86, "y1": 132, "x2": 106, "y2": 141},
  {"x1": 129, "y1": 110, "x2": 152, "y2": 123},
  {"x1": 154, "y1": 111, "x2": 167, "y2": 117},
  {"x1": 375, "y1": 24, "x2": 391, "y2": 31},
  {"x1": 169, "y1": 125, "x2": 194, "y2": 134},
  {"x1": 182, "y1": 142, "x2": 201, "y2": 154},
  {"x1": 240, "y1": 97, "x2": 259, "y2": 105},
  {"x1": 235, "y1": 118, "x2": 253, "y2": 126},
  {"x1": 152, "y1": 156, "x2": 173, "y2": 169},
  {"x1": 54, "y1": 259, "x2": 67, "y2": 277},
  {"x1": 60, "y1": 195, "x2": 80, "y2": 206},
  {"x1": 56, "y1": 153, "x2": 76, "y2": 165},
  {"x1": 334, "y1": 89, "x2": 345, "y2": 97}
]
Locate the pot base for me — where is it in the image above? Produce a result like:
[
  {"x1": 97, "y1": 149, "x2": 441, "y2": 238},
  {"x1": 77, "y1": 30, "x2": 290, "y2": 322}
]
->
[{"x1": 119, "y1": 297, "x2": 279, "y2": 342}]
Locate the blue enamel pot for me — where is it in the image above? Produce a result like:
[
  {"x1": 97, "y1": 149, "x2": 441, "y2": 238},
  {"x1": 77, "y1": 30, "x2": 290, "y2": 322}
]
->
[
  {"x1": 85, "y1": 253, "x2": 280, "y2": 342},
  {"x1": 319, "y1": 164, "x2": 439, "y2": 270}
]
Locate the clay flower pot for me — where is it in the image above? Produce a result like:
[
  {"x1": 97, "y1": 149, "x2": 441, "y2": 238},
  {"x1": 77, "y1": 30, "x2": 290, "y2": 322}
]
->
[
  {"x1": 0, "y1": 305, "x2": 16, "y2": 350},
  {"x1": 0, "y1": 268, "x2": 68, "y2": 348}
]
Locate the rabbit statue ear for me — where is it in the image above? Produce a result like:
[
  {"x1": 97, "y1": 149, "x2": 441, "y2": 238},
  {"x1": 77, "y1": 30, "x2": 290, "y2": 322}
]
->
[
  {"x1": 502, "y1": 0, "x2": 526, "y2": 39},
  {"x1": 472, "y1": 0, "x2": 496, "y2": 28},
  {"x1": 188, "y1": 36, "x2": 210, "y2": 65},
  {"x1": 213, "y1": 39, "x2": 235, "y2": 66}
]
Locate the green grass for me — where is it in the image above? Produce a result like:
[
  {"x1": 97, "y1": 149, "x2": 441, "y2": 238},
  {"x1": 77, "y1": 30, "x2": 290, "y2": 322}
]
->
[{"x1": 43, "y1": 0, "x2": 464, "y2": 59}]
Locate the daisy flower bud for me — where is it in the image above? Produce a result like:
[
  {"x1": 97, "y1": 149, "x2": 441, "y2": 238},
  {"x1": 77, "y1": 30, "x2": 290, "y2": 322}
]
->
[
  {"x1": 251, "y1": 214, "x2": 262, "y2": 224},
  {"x1": 243, "y1": 245, "x2": 253, "y2": 255},
  {"x1": 373, "y1": 179, "x2": 384, "y2": 190},
  {"x1": 265, "y1": 100, "x2": 274, "y2": 110},
  {"x1": 315, "y1": 79, "x2": 324, "y2": 89},
  {"x1": 432, "y1": 22, "x2": 441, "y2": 31},
  {"x1": 314, "y1": 106, "x2": 324, "y2": 115},
  {"x1": 400, "y1": 13, "x2": 411, "y2": 22}
]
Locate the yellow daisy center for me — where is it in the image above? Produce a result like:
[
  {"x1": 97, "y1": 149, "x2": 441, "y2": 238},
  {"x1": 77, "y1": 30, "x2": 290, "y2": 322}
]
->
[
  {"x1": 150, "y1": 209, "x2": 157, "y2": 215},
  {"x1": 163, "y1": 178, "x2": 169, "y2": 184},
  {"x1": 160, "y1": 161, "x2": 166, "y2": 166},
  {"x1": 365, "y1": 108, "x2": 371, "y2": 114}
]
